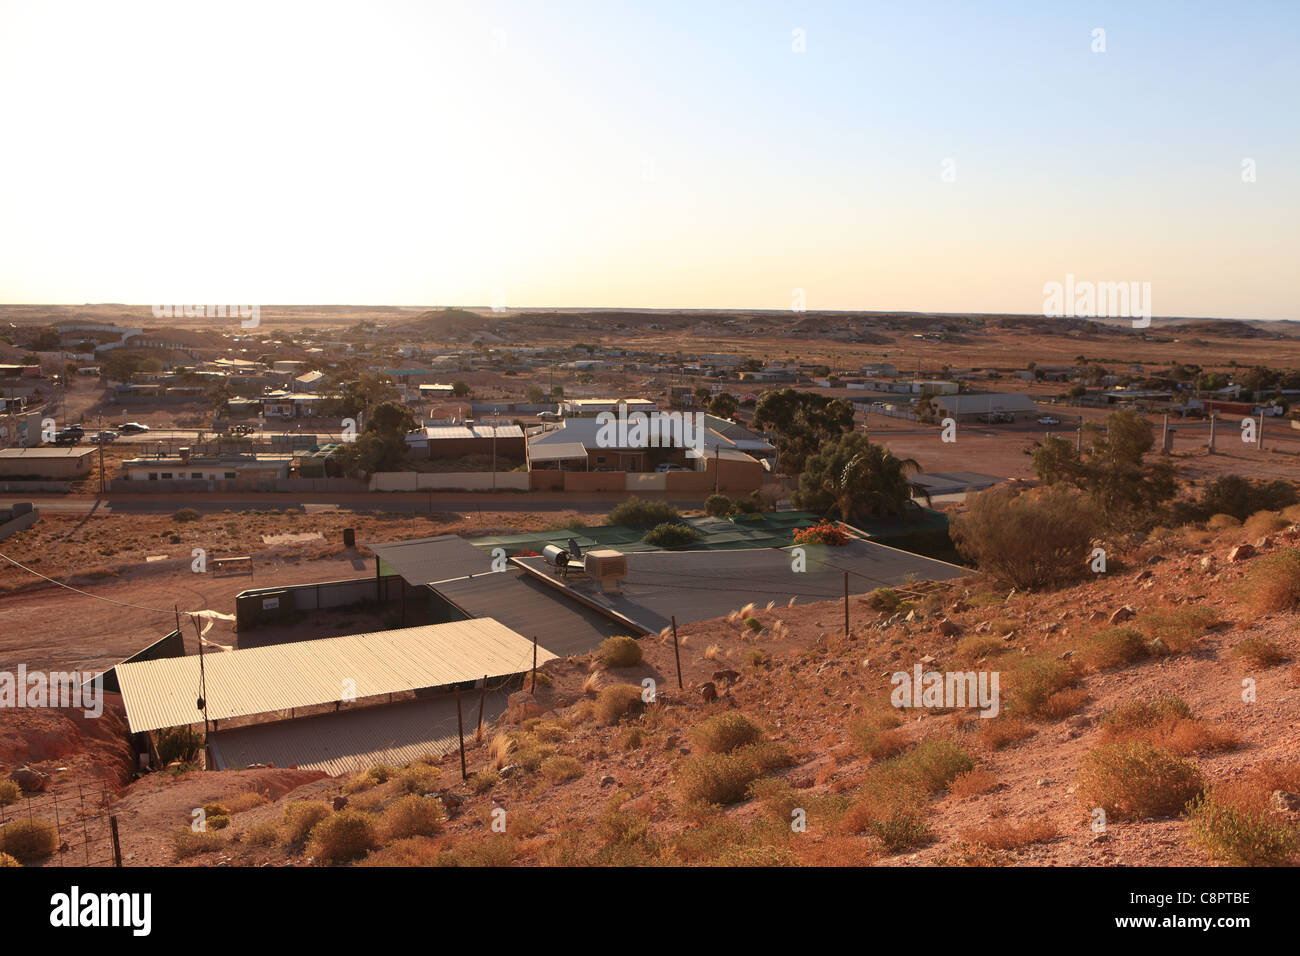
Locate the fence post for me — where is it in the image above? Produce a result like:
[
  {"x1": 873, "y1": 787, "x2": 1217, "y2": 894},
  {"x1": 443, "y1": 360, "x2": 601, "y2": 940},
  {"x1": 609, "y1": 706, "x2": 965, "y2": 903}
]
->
[
  {"x1": 671, "y1": 615, "x2": 683, "y2": 689},
  {"x1": 456, "y1": 688, "x2": 467, "y2": 781},
  {"x1": 109, "y1": 815, "x2": 123, "y2": 867},
  {"x1": 844, "y1": 571, "x2": 849, "y2": 637}
]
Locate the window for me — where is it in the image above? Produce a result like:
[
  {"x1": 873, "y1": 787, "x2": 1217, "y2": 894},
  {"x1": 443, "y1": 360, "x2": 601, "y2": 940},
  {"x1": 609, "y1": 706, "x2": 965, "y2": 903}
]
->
[
  {"x1": 224, "y1": 472, "x2": 236, "y2": 479},
  {"x1": 147, "y1": 473, "x2": 157, "y2": 480},
  {"x1": 160, "y1": 472, "x2": 172, "y2": 480},
  {"x1": 191, "y1": 473, "x2": 203, "y2": 479}
]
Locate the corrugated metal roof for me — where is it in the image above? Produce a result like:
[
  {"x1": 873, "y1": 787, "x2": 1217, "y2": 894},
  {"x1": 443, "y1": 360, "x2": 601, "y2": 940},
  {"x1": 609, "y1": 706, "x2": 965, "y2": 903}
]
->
[
  {"x1": 423, "y1": 424, "x2": 524, "y2": 440},
  {"x1": 514, "y1": 542, "x2": 970, "y2": 634},
  {"x1": 370, "y1": 534, "x2": 487, "y2": 585},
  {"x1": 527, "y1": 441, "x2": 589, "y2": 462},
  {"x1": 112, "y1": 618, "x2": 555, "y2": 733},
  {"x1": 434, "y1": 568, "x2": 632, "y2": 655}
]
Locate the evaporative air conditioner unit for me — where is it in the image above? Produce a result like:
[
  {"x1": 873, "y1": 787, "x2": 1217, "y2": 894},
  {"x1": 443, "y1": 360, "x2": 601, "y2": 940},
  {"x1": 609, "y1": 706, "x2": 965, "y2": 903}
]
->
[{"x1": 584, "y1": 549, "x2": 627, "y2": 591}]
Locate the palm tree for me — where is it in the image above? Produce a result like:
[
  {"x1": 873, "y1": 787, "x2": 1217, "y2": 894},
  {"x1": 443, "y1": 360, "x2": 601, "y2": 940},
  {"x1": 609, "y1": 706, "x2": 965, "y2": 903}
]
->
[{"x1": 820, "y1": 444, "x2": 930, "y2": 524}]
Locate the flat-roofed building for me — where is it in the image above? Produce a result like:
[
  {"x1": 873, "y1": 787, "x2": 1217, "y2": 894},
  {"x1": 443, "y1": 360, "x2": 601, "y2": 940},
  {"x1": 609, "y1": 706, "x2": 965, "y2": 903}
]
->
[{"x1": 0, "y1": 446, "x2": 96, "y2": 479}]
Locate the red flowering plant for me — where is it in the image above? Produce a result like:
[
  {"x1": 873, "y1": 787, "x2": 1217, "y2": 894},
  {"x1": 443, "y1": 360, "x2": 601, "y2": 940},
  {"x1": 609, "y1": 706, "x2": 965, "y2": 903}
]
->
[{"x1": 792, "y1": 521, "x2": 851, "y2": 547}]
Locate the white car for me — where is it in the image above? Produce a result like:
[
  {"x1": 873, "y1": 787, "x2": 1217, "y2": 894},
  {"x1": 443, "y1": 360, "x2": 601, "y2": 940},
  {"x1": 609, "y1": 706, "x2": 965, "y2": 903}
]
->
[
  {"x1": 1037, "y1": 415, "x2": 1061, "y2": 426},
  {"x1": 118, "y1": 422, "x2": 151, "y2": 433}
]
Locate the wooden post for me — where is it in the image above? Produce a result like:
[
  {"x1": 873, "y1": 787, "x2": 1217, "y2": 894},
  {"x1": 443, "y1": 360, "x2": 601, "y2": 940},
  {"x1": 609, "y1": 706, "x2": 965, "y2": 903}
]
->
[
  {"x1": 477, "y1": 674, "x2": 487, "y2": 734},
  {"x1": 530, "y1": 636, "x2": 538, "y2": 693},
  {"x1": 455, "y1": 688, "x2": 467, "y2": 780},
  {"x1": 843, "y1": 571, "x2": 850, "y2": 637},
  {"x1": 1208, "y1": 412, "x2": 1216, "y2": 454},
  {"x1": 109, "y1": 815, "x2": 122, "y2": 867},
  {"x1": 671, "y1": 615, "x2": 683, "y2": 689},
  {"x1": 1258, "y1": 412, "x2": 1265, "y2": 453}
]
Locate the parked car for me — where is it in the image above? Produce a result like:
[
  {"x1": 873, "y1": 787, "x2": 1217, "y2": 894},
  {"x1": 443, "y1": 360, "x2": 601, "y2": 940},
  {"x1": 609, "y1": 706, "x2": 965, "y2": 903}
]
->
[
  {"x1": 89, "y1": 430, "x2": 118, "y2": 443},
  {"x1": 537, "y1": 410, "x2": 560, "y2": 421},
  {"x1": 63, "y1": 423, "x2": 85, "y2": 436},
  {"x1": 654, "y1": 463, "x2": 691, "y2": 473},
  {"x1": 1037, "y1": 415, "x2": 1061, "y2": 426},
  {"x1": 53, "y1": 429, "x2": 81, "y2": 445},
  {"x1": 118, "y1": 422, "x2": 150, "y2": 433}
]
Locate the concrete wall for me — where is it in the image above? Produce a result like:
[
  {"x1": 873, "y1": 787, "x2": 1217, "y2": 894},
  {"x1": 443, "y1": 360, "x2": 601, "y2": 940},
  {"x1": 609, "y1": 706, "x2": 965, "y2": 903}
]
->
[
  {"x1": 369, "y1": 471, "x2": 531, "y2": 492},
  {"x1": 109, "y1": 477, "x2": 366, "y2": 494},
  {"x1": 0, "y1": 506, "x2": 38, "y2": 542},
  {"x1": 235, "y1": 575, "x2": 403, "y2": 629},
  {"x1": 0, "y1": 480, "x2": 71, "y2": 493}
]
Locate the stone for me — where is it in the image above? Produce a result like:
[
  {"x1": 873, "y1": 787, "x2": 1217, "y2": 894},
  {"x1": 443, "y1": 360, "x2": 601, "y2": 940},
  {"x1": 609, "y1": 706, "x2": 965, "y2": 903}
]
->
[
  {"x1": 1109, "y1": 605, "x2": 1136, "y2": 624},
  {"x1": 937, "y1": 618, "x2": 962, "y2": 637},
  {"x1": 1228, "y1": 544, "x2": 1256, "y2": 562},
  {"x1": 332, "y1": 796, "x2": 348, "y2": 811},
  {"x1": 1271, "y1": 790, "x2": 1300, "y2": 812},
  {"x1": 699, "y1": 682, "x2": 718, "y2": 703},
  {"x1": 8, "y1": 767, "x2": 49, "y2": 793}
]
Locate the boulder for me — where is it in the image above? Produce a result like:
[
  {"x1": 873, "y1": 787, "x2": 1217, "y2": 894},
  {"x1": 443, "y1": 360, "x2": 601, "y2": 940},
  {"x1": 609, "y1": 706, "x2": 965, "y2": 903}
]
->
[
  {"x1": 1109, "y1": 605, "x2": 1136, "y2": 625},
  {"x1": 8, "y1": 767, "x2": 49, "y2": 793},
  {"x1": 1228, "y1": 544, "x2": 1256, "y2": 563}
]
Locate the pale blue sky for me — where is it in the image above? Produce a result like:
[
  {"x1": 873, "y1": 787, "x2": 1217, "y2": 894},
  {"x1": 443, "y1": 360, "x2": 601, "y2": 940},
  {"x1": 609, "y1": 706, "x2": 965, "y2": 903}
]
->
[{"x1": 0, "y1": 0, "x2": 1295, "y2": 317}]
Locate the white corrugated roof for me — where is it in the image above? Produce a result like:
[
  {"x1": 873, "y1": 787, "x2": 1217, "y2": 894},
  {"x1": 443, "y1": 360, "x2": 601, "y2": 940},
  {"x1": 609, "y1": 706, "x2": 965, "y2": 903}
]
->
[{"x1": 112, "y1": 618, "x2": 555, "y2": 733}]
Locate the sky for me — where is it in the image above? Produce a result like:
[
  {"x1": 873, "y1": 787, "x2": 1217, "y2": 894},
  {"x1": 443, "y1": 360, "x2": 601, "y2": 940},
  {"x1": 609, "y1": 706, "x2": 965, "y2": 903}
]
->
[{"x1": 0, "y1": 0, "x2": 1296, "y2": 318}]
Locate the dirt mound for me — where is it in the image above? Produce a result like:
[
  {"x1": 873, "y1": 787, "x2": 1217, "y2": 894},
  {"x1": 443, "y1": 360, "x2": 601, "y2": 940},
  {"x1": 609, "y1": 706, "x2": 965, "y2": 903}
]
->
[{"x1": 0, "y1": 700, "x2": 134, "y2": 791}]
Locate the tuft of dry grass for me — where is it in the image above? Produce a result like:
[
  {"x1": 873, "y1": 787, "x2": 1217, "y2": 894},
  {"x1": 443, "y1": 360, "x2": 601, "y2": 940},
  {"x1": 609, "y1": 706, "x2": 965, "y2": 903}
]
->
[
  {"x1": 949, "y1": 767, "x2": 1002, "y2": 799},
  {"x1": 593, "y1": 684, "x2": 644, "y2": 726},
  {"x1": 489, "y1": 732, "x2": 516, "y2": 771},
  {"x1": 1232, "y1": 637, "x2": 1290, "y2": 668},
  {"x1": 379, "y1": 795, "x2": 446, "y2": 840},
  {"x1": 539, "y1": 755, "x2": 585, "y2": 784},
  {"x1": 976, "y1": 716, "x2": 1035, "y2": 751},
  {"x1": 306, "y1": 809, "x2": 379, "y2": 865},
  {"x1": 847, "y1": 710, "x2": 910, "y2": 760},
  {"x1": 960, "y1": 817, "x2": 1058, "y2": 849},
  {"x1": 692, "y1": 713, "x2": 764, "y2": 754},
  {"x1": 1134, "y1": 606, "x2": 1218, "y2": 655}
]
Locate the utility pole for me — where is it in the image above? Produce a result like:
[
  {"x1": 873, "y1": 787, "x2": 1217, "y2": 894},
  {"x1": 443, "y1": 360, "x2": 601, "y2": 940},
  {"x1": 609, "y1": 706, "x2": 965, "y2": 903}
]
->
[{"x1": 97, "y1": 412, "x2": 105, "y2": 494}]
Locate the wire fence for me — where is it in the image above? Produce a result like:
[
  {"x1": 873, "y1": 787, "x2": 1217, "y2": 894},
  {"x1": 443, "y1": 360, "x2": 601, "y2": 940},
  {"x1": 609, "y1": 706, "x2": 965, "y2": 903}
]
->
[{"x1": 0, "y1": 783, "x2": 120, "y2": 867}]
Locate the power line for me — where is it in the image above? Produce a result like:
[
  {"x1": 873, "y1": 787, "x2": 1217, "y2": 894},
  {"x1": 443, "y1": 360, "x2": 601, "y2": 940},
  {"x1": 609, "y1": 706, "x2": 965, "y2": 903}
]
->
[{"x1": 0, "y1": 549, "x2": 179, "y2": 616}]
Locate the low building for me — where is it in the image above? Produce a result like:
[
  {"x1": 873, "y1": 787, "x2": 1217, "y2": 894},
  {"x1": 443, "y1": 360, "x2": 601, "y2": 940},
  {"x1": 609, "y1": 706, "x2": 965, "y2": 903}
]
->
[
  {"x1": 118, "y1": 452, "x2": 293, "y2": 481},
  {"x1": 561, "y1": 398, "x2": 658, "y2": 417},
  {"x1": 0, "y1": 446, "x2": 96, "y2": 479},
  {"x1": 924, "y1": 393, "x2": 1041, "y2": 422},
  {"x1": 404, "y1": 424, "x2": 525, "y2": 460}
]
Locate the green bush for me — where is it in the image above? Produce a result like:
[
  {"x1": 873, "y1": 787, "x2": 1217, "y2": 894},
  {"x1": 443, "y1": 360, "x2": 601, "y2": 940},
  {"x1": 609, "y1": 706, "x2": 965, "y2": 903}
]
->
[
  {"x1": 703, "y1": 494, "x2": 732, "y2": 516},
  {"x1": 597, "y1": 636, "x2": 643, "y2": 668},
  {"x1": 1186, "y1": 793, "x2": 1300, "y2": 865},
  {"x1": 642, "y1": 522, "x2": 703, "y2": 548},
  {"x1": 608, "y1": 496, "x2": 680, "y2": 526},
  {"x1": 155, "y1": 725, "x2": 203, "y2": 766}
]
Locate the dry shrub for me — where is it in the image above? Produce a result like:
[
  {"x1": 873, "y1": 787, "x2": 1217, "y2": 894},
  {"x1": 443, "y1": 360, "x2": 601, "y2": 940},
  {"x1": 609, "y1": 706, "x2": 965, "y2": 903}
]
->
[
  {"x1": 1101, "y1": 696, "x2": 1237, "y2": 754},
  {"x1": 1207, "y1": 513, "x2": 1241, "y2": 530},
  {"x1": 976, "y1": 716, "x2": 1035, "y2": 751},
  {"x1": 961, "y1": 817, "x2": 1058, "y2": 849},
  {"x1": 170, "y1": 828, "x2": 226, "y2": 860},
  {"x1": 1076, "y1": 627, "x2": 1147, "y2": 671},
  {"x1": 244, "y1": 820, "x2": 280, "y2": 846},
  {"x1": 952, "y1": 634, "x2": 1008, "y2": 663},
  {"x1": 839, "y1": 772, "x2": 931, "y2": 852},
  {"x1": 1186, "y1": 795, "x2": 1299, "y2": 866},
  {"x1": 1135, "y1": 606, "x2": 1218, "y2": 655},
  {"x1": 0, "y1": 780, "x2": 20, "y2": 806},
  {"x1": 0, "y1": 852, "x2": 19, "y2": 867},
  {"x1": 539, "y1": 755, "x2": 584, "y2": 784},
  {"x1": 597, "y1": 635, "x2": 643, "y2": 668},
  {"x1": 1076, "y1": 742, "x2": 1204, "y2": 819},
  {"x1": 888, "y1": 739, "x2": 977, "y2": 793},
  {"x1": 393, "y1": 763, "x2": 441, "y2": 794},
  {"x1": 1233, "y1": 637, "x2": 1290, "y2": 668},
  {"x1": 1243, "y1": 510, "x2": 1289, "y2": 538},
  {"x1": 676, "y1": 743, "x2": 791, "y2": 805},
  {"x1": 224, "y1": 790, "x2": 267, "y2": 813},
  {"x1": 379, "y1": 795, "x2": 446, "y2": 840},
  {"x1": 1244, "y1": 548, "x2": 1300, "y2": 614},
  {"x1": 1004, "y1": 656, "x2": 1081, "y2": 717},
  {"x1": 343, "y1": 764, "x2": 392, "y2": 794},
  {"x1": 0, "y1": 819, "x2": 57, "y2": 861},
  {"x1": 281, "y1": 801, "x2": 331, "y2": 844},
  {"x1": 306, "y1": 809, "x2": 379, "y2": 864},
  {"x1": 794, "y1": 835, "x2": 877, "y2": 866},
  {"x1": 468, "y1": 770, "x2": 499, "y2": 794},
  {"x1": 488, "y1": 732, "x2": 515, "y2": 771},
  {"x1": 949, "y1": 485, "x2": 1098, "y2": 590},
  {"x1": 594, "y1": 684, "x2": 644, "y2": 725},
  {"x1": 848, "y1": 710, "x2": 909, "y2": 759},
  {"x1": 692, "y1": 713, "x2": 763, "y2": 754},
  {"x1": 950, "y1": 767, "x2": 1001, "y2": 798},
  {"x1": 1037, "y1": 687, "x2": 1090, "y2": 720},
  {"x1": 581, "y1": 671, "x2": 602, "y2": 696},
  {"x1": 359, "y1": 836, "x2": 444, "y2": 866}
]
